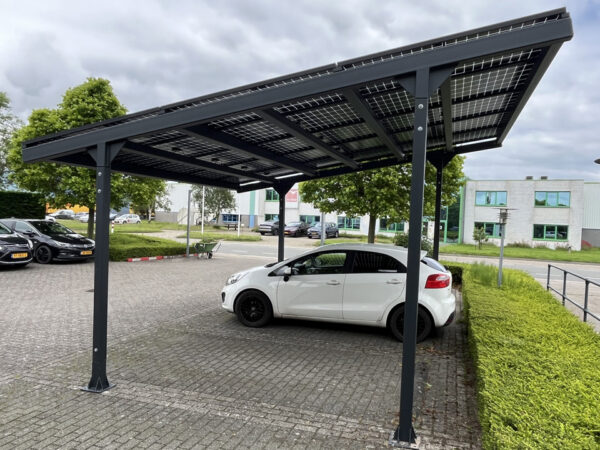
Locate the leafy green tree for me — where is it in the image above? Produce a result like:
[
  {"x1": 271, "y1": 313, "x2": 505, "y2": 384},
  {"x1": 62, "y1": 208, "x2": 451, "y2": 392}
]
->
[
  {"x1": 0, "y1": 92, "x2": 21, "y2": 189},
  {"x1": 192, "y1": 185, "x2": 236, "y2": 224},
  {"x1": 299, "y1": 156, "x2": 465, "y2": 243},
  {"x1": 128, "y1": 179, "x2": 170, "y2": 221},
  {"x1": 7, "y1": 78, "x2": 166, "y2": 238},
  {"x1": 473, "y1": 226, "x2": 488, "y2": 249}
]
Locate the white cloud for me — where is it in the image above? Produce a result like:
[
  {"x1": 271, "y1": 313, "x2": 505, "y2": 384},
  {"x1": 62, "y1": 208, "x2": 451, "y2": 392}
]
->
[{"x1": 1, "y1": 0, "x2": 598, "y2": 181}]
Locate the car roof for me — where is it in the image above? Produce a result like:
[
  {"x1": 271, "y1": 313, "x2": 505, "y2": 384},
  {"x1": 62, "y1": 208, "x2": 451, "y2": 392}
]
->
[{"x1": 302, "y1": 243, "x2": 426, "y2": 259}]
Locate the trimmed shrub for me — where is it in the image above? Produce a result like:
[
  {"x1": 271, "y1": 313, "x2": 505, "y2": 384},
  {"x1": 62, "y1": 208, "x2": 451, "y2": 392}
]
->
[
  {"x1": 0, "y1": 191, "x2": 45, "y2": 219},
  {"x1": 393, "y1": 232, "x2": 433, "y2": 255},
  {"x1": 462, "y1": 263, "x2": 600, "y2": 449},
  {"x1": 109, "y1": 234, "x2": 187, "y2": 261}
]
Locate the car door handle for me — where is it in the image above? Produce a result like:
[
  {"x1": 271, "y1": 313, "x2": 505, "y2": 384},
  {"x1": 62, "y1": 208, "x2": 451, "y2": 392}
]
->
[
  {"x1": 326, "y1": 280, "x2": 341, "y2": 285},
  {"x1": 386, "y1": 279, "x2": 402, "y2": 285}
]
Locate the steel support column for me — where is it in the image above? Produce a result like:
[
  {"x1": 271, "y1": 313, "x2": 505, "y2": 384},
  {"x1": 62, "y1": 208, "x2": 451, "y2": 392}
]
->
[
  {"x1": 393, "y1": 68, "x2": 431, "y2": 446},
  {"x1": 83, "y1": 141, "x2": 122, "y2": 393},
  {"x1": 432, "y1": 164, "x2": 443, "y2": 260},
  {"x1": 274, "y1": 182, "x2": 294, "y2": 262}
]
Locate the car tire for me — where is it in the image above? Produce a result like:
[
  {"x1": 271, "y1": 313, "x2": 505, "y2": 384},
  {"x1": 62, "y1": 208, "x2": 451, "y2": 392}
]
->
[
  {"x1": 389, "y1": 304, "x2": 433, "y2": 343},
  {"x1": 334, "y1": 231, "x2": 339, "y2": 238},
  {"x1": 260, "y1": 232, "x2": 265, "y2": 236},
  {"x1": 235, "y1": 290, "x2": 273, "y2": 327},
  {"x1": 35, "y1": 245, "x2": 53, "y2": 264},
  {"x1": 272, "y1": 229, "x2": 278, "y2": 236}
]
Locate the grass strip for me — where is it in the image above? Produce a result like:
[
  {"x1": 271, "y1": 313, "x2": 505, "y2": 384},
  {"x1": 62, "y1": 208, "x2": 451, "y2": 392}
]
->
[
  {"x1": 176, "y1": 232, "x2": 260, "y2": 241},
  {"x1": 441, "y1": 243, "x2": 600, "y2": 263},
  {"x1": 462, "y1": 263, "x2": 600, "y2": 449}
]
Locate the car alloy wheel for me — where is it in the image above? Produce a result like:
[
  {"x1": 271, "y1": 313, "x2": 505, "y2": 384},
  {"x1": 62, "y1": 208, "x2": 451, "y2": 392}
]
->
[
  {"x1": 35, "y1": 245, "x2": 53, "y2": 264},
  {"x1": 389, "y1": 304, "x2": 433, "y2": 343},
  {"x1": 235, "y1": 290, "x2": 273, "y2": 327}
]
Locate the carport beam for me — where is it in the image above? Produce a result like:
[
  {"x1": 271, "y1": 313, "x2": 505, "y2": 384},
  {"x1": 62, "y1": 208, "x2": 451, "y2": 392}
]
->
[
  {"x1": 83, "y1": 142, "x2": 122, "y2": 393},
  {"x1": 275, "y1": 182, "x2": 294, "y2": 262}
]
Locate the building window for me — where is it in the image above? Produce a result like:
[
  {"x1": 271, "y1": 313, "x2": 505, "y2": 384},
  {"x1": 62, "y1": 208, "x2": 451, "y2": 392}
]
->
[
  {"x1": 300, "y1": 215, "x2": 320, "y2": 225},
  {"x1": 534, "y1": 191, "x2": 570, "y2": 207},
  {"x1": 533, "y1": 224, "x2": 568, "y2": 241},
  {"x1": 265, "y1": 214, "x2": 279, "y2": 221},
  {"x1": 474, "y1": 222, "x2": 502, "y2": 238},
  {"x1": 222, "y1": 214, "x2": 239, "y2": 223},
  {"x1": 379, "y1": 218, "x2": 405, "y2": 232},
  {"x1": 337, "y1": 216, "x2": 360, "y2": 230},
  {"x1": 265, "y1": 189, "x2": 280, "y2": 201},
  {"x1": 475, "y1": 191, "x2": 507, "y2": 206}
]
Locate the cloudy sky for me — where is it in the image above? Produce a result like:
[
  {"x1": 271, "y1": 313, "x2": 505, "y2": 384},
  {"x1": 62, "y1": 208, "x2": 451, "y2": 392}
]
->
[{"x1": 2, "y1": 0, "x2": 599, "y2": 181}]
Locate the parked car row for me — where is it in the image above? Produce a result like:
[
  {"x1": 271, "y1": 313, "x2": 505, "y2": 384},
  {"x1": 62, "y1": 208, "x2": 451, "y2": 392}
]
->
[
  {"x1": 47, "y1": 209, "x2": 121, "y2": 222},
  {"x1": 258, "y1": 221, "x2": 339, "y2": 238},
  {"x1": 0, "y1": 218, "x2": 95, "y2": 268}
]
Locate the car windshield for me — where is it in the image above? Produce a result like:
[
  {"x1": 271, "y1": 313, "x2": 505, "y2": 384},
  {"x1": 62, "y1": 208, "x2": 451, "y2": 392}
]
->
[
  {"x1": 288, "y1": 222, "x2": 301, "y2": 227},
  {"x1": 29, "y1": 221, "x2": 74, "y2": 235},
  {"x1": 0, "y1": 223, "x2": 11, "y2": 235}
]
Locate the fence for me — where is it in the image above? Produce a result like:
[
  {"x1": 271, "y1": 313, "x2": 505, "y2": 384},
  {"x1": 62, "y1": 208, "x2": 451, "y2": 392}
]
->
[{"x1": 547, "y1": 264, "x2": 600, "y2": 325}]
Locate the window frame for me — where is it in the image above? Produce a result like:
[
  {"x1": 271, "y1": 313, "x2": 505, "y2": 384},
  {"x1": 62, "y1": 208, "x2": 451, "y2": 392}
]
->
[
  {"x1": 379, "y1": 217, "x2": 405, "y2": 232},
  {"x1": 474, "y1": 190, "x2": 507, "y2": 207},
  {"x1": 265, "y1": 189, "x2": 280, "y2": 202},
  {"x1": 222, "y1": 213, "x2": 239, "y2": 223},
  {"x1": 532, "y1": 224, "x2": 568, "y2": 241},
  {"x1": 286, "y1": 250, "x2": 351, "y2": 276},
  {"x1": 474, "y1": 221, "x2": 502, "y2": 238},
  {"x1": 337, "y1": 216, "x2": 360, "y2": 230},
  {"x1": 534, "y1": 191, "x2": 570, "y2": 208},
  {"x1": 350, "y1": 250, "x2": 406, "y2": 274}
]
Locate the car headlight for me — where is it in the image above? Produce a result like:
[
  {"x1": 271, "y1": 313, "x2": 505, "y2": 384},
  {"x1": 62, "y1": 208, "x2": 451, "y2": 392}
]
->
[
  {"x1": 54, "y1": 241, "x2": 72, "y2": 248},
  {"x1": 0, "y1": 245, "x2": 4, "y2": 251},
  {"x1": 27, "y1": 239, "x2": 33, "y2": 249},
  {"x1": 226, "y1": 272, "x2": 248, "y2": 285}
]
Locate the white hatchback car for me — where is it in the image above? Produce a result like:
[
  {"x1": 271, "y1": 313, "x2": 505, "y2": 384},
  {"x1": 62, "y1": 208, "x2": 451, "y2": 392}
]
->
[
  {"x1": 113, "y1": 214, "x2": 141, "y2": 224},
  {"x1": 222, "y1": 243, "x2": 455, "y2": 342}
]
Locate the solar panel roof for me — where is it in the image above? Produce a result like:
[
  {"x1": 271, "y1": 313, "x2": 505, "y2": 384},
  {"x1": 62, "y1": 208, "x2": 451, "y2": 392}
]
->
[{"x1": 22, "y1": 8, "x2": 573, "y2": 192}]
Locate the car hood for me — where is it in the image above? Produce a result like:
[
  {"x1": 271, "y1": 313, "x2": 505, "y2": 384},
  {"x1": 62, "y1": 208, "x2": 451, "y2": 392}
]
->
[
  {"x1": 0, "y1": 234, "x2": 27, "y2": 245},
  {"x1": 47, "y1": 233, "x2": 93, "y2": 245},
  {"x1": 307, "y1": 226, "x2": 322, "y2": 232}
]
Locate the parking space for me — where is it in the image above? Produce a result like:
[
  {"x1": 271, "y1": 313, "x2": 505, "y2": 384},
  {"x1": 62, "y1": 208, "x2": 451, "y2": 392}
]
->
[{"x1": 0, "y1": 255, "x2": 481, "y2": 449}]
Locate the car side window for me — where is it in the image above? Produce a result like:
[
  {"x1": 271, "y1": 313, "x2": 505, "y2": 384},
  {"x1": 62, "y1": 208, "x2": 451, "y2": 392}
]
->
[
  {"x1": 351, "y1": 251, "x2": 406, "y2": 274},
  {"x1": 15, "y1": 222, "x2": 34, "y2": 233},
  {"x1": 291, "y1": 252, "x2": 347, "y2": 275}
]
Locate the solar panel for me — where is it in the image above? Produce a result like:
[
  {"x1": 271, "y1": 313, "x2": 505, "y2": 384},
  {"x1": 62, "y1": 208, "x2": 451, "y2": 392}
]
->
[{"x1": 21, "y1": 8, "x2": 572, "y2": 191}]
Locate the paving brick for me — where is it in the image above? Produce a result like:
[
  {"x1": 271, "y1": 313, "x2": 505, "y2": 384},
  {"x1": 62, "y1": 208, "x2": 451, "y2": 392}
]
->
[{"x1": 0, "y1": 256, "x2": 481, "y2": 448}]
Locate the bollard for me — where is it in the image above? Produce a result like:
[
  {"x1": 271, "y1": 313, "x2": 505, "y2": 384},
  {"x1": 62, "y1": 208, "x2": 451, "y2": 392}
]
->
[{"x1": 111, "y1": 221, "x2": 114, "y2": 234}]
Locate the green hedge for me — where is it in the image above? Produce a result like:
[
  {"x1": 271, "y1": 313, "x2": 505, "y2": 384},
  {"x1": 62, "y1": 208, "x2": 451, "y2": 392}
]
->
[
  {"x1": 462, "y1": 263, "x2": 600, "y2": 449},
  {"x1": 109, "y1": 234, "x2": 187, "y2": 261},
  {"x1": 0, "y1": 191, "x2": 45, "y2": 219}
]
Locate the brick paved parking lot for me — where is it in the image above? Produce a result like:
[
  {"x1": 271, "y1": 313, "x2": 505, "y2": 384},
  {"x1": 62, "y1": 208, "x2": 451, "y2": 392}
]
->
[{"x1": 0, "y1": 254, "x2": 481, "y2": 449}]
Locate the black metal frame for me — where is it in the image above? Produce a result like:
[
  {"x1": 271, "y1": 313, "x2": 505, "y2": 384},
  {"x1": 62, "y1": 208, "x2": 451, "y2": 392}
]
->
[{"x1": 19, "y1": 9, "x2": 573, "y2": 445}]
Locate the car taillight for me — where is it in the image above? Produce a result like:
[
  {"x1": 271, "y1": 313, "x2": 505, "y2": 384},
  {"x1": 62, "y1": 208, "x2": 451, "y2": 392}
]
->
[{"x1": 425, "y1": 273, "x2": 450, "y2": 289}]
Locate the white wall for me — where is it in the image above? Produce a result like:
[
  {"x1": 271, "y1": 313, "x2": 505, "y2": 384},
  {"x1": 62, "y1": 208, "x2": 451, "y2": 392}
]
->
[{"x1": 463, "y1": 179, "x2": 584, "y2": 250}]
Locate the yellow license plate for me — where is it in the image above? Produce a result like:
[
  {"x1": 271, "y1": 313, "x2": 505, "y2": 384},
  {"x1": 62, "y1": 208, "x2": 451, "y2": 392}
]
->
[
  {"x1": 80, "y1": 250, "x2": 93, "y2": 255},
  {"x1": 11, "y1": 253, "x2": 28, "y2": 259}
]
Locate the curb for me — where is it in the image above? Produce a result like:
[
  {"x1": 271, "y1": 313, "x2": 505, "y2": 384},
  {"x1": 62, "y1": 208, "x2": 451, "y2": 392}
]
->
[{"x1": 127, "y1": 253, "x2": 200, "y2": 262}]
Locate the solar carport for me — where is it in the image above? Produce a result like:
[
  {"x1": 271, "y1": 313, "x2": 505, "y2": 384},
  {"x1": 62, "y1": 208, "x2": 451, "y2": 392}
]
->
[{"x1": 21, "y1": 9, "x2": 572, "y2": 445}]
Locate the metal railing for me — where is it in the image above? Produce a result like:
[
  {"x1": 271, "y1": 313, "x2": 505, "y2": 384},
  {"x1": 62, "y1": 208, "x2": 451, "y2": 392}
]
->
[{"x1": 547, "y1": 264, "x2": 600, "y2": 324}]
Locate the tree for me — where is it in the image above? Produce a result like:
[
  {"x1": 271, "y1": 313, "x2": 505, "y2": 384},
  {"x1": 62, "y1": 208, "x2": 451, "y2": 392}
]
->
[
  {"x1": 7, "y1": 78, "x2": 168, "y2": 238},
  {"x1": 0, "y1": 92, "x2": 21, "y2": 189},
  {"x1": 192, "y1": 185, "x2": 236, "y2": 224},
  {"x1": 473, "y1": 226, "x2": 488, "y2": 249},
  {"x1": 128, "y1": 178, "x2": 170, "y2": 221},
  {"x1": 299, "y1": 156, "x2": 465, "y2": 243}
]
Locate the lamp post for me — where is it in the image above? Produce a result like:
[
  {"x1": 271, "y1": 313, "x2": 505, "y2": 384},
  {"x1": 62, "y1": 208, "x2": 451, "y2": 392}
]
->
[{"x1": 496, "y1": 208, "x2": 516, "y2": 287}]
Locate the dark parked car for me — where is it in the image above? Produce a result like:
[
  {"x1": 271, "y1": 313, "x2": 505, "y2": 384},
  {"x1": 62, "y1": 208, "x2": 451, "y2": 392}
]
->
[
  {"x1": 0, "y1": 221, "x2": 33, "y2": 267},
  {"x1": 307, "y1": 222, "x2": 339, "y2": 239},
  {"x1": 0, "y1": 219, "x2": 95, "y2": 264},
  {"x1": 284, "y1": 221, "x2": 310, "y2": 237},
  {"x1": 49, "y1": 209, "x2": 75, "y2": 220},
  {"x1": 258, "y1": 221, "x2": 282, "y2": 235}
]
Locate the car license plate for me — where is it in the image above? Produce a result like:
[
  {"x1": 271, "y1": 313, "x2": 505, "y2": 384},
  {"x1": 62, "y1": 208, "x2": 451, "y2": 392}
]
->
[
  {"x1": 80, "y1": 250, "x2": 93, "y2": 255},
  {"x1": 11, "y1": 253, "x2": 28, "y2": 259}
]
